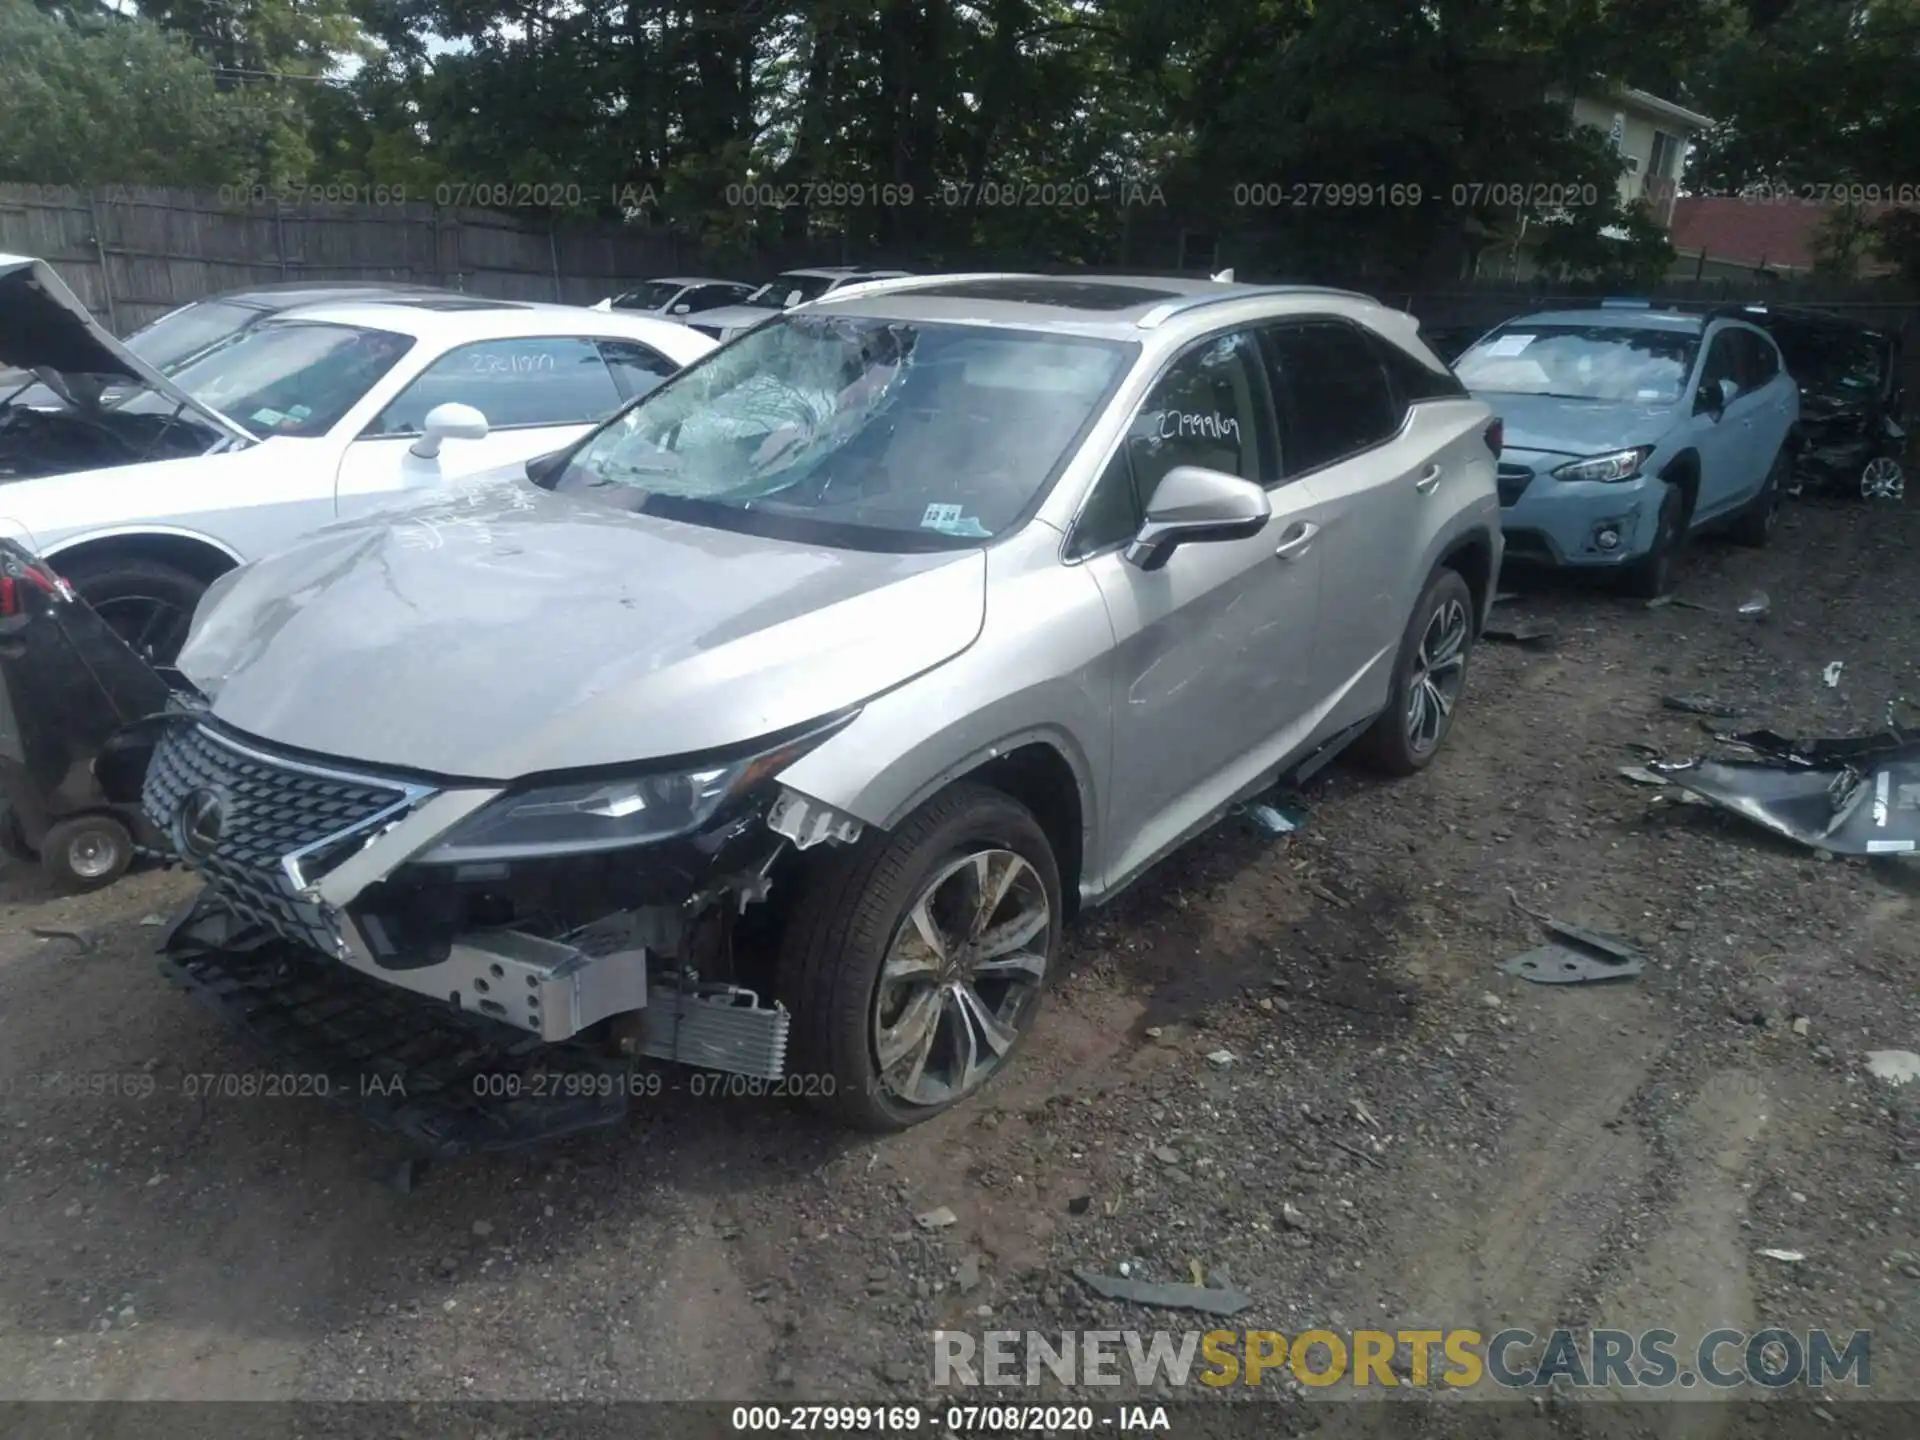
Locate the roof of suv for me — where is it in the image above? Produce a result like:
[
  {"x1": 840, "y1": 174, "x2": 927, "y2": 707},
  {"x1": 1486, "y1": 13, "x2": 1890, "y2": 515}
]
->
[
  {"x1": 808, "y1": 272, "x2": 1383, "y2": 339},
  {"x1": 246, "y1": 298, "x2": 700, "y2": 345},
  {"x1": 1507, "y1": 308, "x2": 1708, "y2": 333}
]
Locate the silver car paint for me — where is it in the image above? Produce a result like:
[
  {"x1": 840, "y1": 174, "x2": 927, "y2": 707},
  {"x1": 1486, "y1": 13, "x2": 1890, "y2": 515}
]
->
[
  {"x1": 177, "y1": 277, "x2": 1498, "y2": 918},
  {"x1": 177, "y1": 476, "x2": 988, "y2": 778}
]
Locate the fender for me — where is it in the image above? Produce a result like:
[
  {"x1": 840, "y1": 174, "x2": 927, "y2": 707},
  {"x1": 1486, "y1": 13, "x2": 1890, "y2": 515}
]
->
[{"x1": 41, "y1": 524, "x2": 247, "y2": 566}]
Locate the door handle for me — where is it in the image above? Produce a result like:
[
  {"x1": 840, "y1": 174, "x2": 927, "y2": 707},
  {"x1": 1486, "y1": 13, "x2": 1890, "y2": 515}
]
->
[
  {"x1": 1274, "y1": 521, "x2": 1320, "y2": 559},
  {"x1": 1414, "y1": 463, "x2": 1443, "y2": 494}
]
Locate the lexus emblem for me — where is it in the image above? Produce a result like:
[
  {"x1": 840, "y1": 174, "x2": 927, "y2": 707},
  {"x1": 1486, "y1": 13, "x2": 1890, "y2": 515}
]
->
[{"x1": 177, "y1": 788, "x2": 227, "y2": 860}]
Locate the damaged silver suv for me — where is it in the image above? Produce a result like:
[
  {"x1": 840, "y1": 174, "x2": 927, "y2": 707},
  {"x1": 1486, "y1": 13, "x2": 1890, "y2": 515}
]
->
[{"x1": 145, "y1": 274, "x2": 1501, "y2": 1139}]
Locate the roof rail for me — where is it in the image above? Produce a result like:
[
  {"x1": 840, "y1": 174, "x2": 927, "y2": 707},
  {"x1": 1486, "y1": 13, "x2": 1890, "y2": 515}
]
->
[
  {"x1": 1135, "y1": 284, "x2": 1379, "y2": 330},
  {"x1": 806, "y1": 272, "x2": 1043, "y2": 306}
]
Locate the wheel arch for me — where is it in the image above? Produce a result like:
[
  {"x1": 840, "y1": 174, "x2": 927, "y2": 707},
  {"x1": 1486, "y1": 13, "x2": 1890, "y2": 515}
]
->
[
  {"x1": 871, "y1": 730, "x2": 1095, "y2": 919},
  {"x1": 1436, "y1": 528, "x2": 1495, "y2": 629},
  {"x1": 42, "y1": 526, "x2": 243, "y2": 586},
  {"x1": 1658, "y1": 449, "x2": 1702, "y2": 525}
]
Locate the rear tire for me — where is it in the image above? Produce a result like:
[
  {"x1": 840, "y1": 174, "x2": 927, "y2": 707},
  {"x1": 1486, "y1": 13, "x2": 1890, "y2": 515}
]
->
[
  {"x1": 52, "y1": 556, "x2": 210, "y2": 667},
  {"x1": 41, "y1": 814, "x2": 132, "y2": 891},
  {"x1": 775, "y1": 782, "x2": 1061, "y2": 1132},
  {"x1": 1728, "y1": 449, "x2": 1787, "y2": 547},
  {"x1": 1621, "y1": 482, "x2": 1686, "y2": 599},
  {"x1": 1352, "y1": 567, "x2": 1476, "y2": 777}
]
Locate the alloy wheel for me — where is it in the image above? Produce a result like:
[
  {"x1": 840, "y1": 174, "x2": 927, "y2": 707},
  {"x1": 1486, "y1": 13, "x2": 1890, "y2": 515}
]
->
[
  {"x1": 1406, "y1": 596, "x2": 1470, "y2": 757},
  {"x1": 1862, "y1": 457, "x2": 1906, "y2": 501},
  {"x1": 871, "y1": 848, "x2": 1051, "y2": 1108},
  {"x1": 93, "y1": 595, "x2": 193, "y2": 666}
]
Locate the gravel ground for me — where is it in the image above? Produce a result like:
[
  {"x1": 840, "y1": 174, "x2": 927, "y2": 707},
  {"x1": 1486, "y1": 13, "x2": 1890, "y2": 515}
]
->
[{"x1": 0, "y1": 495, "x2": 1915, "y2": 1432}]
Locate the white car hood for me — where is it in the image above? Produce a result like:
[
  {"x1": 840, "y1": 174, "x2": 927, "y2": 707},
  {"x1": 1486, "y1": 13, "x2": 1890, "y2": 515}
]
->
[
  {"x1": 177, "y1": 477, "x2": 989, "y2": 780},
  {"x1": 0, "y1": 254, "x2": 255, "y2": 446}
]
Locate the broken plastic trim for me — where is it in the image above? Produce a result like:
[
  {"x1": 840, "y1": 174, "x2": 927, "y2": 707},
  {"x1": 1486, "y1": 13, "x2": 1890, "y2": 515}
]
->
[{"x1": 1663, "y1": 717, "x2": 1920, "y2": 857}]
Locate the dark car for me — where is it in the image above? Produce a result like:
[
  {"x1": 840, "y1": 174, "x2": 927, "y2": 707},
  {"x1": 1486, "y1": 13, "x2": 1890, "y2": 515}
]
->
[
  {"x1": 0, "y1": 538, "x2": 173, "y2": 889},
  {"x1": 1725, "y1": 304, "x2": 1907, "y2": 500}
]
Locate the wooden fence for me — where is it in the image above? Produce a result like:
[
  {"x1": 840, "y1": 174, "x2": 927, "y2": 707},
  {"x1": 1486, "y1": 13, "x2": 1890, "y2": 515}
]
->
[{"x1": 0, "y1": 182, "x2": 875, "y2": 334}]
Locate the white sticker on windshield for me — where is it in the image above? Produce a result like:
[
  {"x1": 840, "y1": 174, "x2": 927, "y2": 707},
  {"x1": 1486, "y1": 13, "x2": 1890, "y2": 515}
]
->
[
  {"x1": 1636, "y1": 389, "x2": 1665, "y2": 401},
  {"x1": 923, "y1": 502, "x2": 963, "y2": 527},
  {"x1": 250, "y1": 407, "x2": 288, "y2": 426},
  {"x1": 1483, "y1": 333, "x2": 1536, "y2": 357}
]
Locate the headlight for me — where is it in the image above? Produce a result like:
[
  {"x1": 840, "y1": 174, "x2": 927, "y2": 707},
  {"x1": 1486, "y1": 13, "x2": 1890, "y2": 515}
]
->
[
  {"x1": 1552, "y1": 447, "x2": 1653, "y2": 484},
  {"x1": 413, "y1": 716, "x2": 854, "y2": 864}
]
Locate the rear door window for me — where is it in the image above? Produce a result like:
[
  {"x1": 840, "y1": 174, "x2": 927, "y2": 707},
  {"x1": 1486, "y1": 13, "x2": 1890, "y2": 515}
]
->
[{"x1": 1261, "y1": 321, "x2": 1401, "y2": 475}]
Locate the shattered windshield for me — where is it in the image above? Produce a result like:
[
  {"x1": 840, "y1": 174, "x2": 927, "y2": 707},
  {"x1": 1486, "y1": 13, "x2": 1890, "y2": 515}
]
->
[
  {"x1": 1455, "y1": 325, "x2": 1699, "y2": 405},
  {"x1": 115, "y1": 320, "x2": 415, "y2": 437},
  {"x1": 551, "y1": 314, "x2": 1135, "y2": 549}
]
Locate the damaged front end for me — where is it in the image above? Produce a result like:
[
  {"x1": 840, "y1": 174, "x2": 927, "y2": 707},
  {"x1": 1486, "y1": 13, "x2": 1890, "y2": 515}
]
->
[{"x1": 145, "y1": 710, "x2": 867, "y2": 1154}]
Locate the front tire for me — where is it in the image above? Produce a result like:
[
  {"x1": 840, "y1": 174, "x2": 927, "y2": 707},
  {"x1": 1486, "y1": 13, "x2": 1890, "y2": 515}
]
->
[
  {"x1": 1621, "y1": 482, "x2": 1686, "y2": 599},
  {"x1": 41, "y1": 814, "x2": 132, "y2": 891},
  {"x1": 1353, "y1": 567, "x2": 1476, "y2": 777},
  {"x1": 54, "y1": 556, "x2": 210, "y2": 667},
  {"x1": 775, "y1": 782, "x2": 1061, "y2": 1132},
  {"x1": 1728, "y1": 449, "x2": 1787, "y2": 547}
]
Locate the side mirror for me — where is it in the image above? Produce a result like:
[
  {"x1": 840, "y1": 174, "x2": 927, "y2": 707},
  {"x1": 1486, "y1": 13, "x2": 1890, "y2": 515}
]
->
[
  {"x1": 1124, "y1": 465, "x2": 1271, "y2": 572},
  {"x1": 1696, "y1": 377, "x2": 1734, "y2": 419},
  {"x1": 671, "y1": 302, "x2": 692, "y2": 315},
  {"x1": 410, "y1": 402, "x2": 490, "y2": 459}
]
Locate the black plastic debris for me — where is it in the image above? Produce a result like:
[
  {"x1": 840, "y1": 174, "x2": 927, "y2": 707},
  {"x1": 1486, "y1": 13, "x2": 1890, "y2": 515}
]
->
[
  {"x1": 1484, "y1": 619, "x2": 1555, "y2": 645},
  {"x1": 1500, "y1": 917, "x2": 1646, "y2": 986},
  {"x1": 1661, "y1": 694, "x2": 1746, "y2": 718},
  {"x1": 1662, "y1": 716, "x2": 1920, "y2": 857}
]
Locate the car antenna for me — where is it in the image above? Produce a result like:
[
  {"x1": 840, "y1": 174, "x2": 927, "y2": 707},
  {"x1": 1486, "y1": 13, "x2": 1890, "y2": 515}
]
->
[{"x1": 1211, "y1": 268, "x2": 1235, "y2": 283}]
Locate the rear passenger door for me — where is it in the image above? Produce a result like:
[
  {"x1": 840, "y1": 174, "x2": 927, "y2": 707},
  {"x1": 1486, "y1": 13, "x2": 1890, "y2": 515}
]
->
[
  {"x1": 1735, "y1": 326, "x2": 1797, "y2": 488},
  {"x1": 1259, "y1": 319, "x2": 1453, "y2": 722}
]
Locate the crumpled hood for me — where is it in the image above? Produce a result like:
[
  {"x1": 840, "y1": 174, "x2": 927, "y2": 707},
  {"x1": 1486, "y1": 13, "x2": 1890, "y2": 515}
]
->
[
  {"x1": 177, "y1": 478, "x2": 988, "y2": 780},
  {"x1": 1474, "y1": 390, "x2": 1681, "y2": 460},
  {"x1": 0, "y1": 254, "x2": 254, "y2": 446}
]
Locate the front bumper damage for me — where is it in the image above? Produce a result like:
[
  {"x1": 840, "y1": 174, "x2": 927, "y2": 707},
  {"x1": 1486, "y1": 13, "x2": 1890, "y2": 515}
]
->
[{"x1": 144, "y1": 716, "x2": 862, "y2": 1154}]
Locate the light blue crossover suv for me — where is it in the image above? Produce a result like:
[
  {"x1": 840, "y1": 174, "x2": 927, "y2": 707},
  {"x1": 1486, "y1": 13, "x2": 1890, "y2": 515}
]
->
[{"x1": 1453, "y1": 303, "x2": 1799, "y2": 596}]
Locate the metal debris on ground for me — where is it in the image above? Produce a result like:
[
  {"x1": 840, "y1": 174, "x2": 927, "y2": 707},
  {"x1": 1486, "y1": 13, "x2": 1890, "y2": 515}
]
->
[
  {"x1": 1617, "y1": 765, "x2": 1671, "y2": 787},
  {"x1": 1865, "y1": 1050, "x2": 1920, "y2": 1086},
  {"x1": 915, "y1": 1206, "x2": 959, "y2": 1230},
  {"x1": 1483, "y1": 619, "x2": 1556, "y2": 645},
  {"x1": 1661, "y1": 694, "x2": 1746, "y2": 718},
  {"x1": 1645, "y1": 594, "x2": 1716, "y2": 612},
  {"x1": 1234, "y1": 801, "x2": 1303, "y2": 836},
  {"x1": 1758, "y1": 1248, "x2": 1807, "y2": 1263},
  {"x1": 1071, "y1": 1267, "x2": 1253, "y2": 1317},
  {"x1": 1738, "y1": 593, "x2": 1771, "y2": 619},
  {"x1": 1500, "y1": 915, "x2": 1647, "y2": 986},
  {"x1": 1657, "y1": 717, "x2": 1920, "y2": 857},
  {"x1": 30, "y1": 925, "x2": 95, "y2": 952},
  {"x1": 1205, "y1": 1049, "x2": 1236, "y2": 1068},
  {"x1": 1823, "y1": 662, "x2": 1844, "y2": 688}
]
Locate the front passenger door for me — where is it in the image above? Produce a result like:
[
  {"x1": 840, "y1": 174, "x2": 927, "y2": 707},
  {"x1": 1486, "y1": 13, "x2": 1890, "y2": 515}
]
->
[
  {"x1": 1688, "y1": 329, "x2": 1749, "y2": 519},
  {"x1": 333, "y1": 336, "x2": 627, "y2": 518},
  {"x1": 1076, "y1": 329, "x2": 1329, "y2": 890}
]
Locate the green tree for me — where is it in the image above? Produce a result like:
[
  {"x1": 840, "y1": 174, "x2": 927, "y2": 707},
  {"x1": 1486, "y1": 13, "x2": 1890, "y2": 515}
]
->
[{"x1": 0, "y1": 0, "x2": 287, "y2": 185}]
